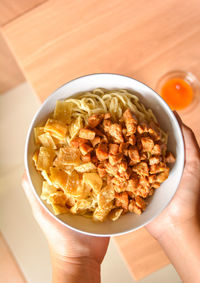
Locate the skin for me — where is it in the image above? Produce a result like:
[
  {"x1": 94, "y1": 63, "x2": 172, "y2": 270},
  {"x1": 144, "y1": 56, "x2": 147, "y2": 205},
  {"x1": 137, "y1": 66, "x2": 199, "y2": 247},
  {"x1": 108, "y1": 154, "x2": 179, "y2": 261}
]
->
[{"x1": 22, "y1": 113, "x2": 200, "y2": 283}]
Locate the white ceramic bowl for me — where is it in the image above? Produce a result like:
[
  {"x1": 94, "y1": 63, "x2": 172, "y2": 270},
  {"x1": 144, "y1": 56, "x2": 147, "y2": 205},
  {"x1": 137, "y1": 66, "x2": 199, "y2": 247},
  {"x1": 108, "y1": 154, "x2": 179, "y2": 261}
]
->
[{"x1": 24, "y1": 73, "x2": 184, "y2": 237}]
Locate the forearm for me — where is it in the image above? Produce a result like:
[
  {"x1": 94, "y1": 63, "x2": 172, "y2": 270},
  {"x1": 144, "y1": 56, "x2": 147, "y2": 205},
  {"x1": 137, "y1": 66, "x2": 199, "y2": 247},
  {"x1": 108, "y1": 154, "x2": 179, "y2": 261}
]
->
[
  {"x1": 158, "y1": 218, "x2": 200, "y2": 283},
  {"x1": 51, "y1": 251, "x2": 101, "y2": 283}
]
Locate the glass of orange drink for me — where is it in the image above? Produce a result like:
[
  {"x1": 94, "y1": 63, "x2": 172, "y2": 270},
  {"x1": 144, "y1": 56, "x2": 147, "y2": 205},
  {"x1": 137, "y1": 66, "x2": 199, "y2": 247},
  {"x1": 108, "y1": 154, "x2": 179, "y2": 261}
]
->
[{"x1": 156, "y1": 70, "x2": 199, "y2": 112}]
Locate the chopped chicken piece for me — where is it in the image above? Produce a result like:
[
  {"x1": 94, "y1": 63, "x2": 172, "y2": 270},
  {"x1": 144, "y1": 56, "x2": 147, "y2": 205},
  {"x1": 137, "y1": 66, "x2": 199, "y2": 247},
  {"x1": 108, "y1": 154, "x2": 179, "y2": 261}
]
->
[
  {"x1": 137, "y1": 125, "x2": 144, "y2": 135},
  {"x1": 128, "y1": 199, "x2": 135, "y2": 210},
  {"x1": 101, "y1": 135, "x2": 108, "y2": 143},
  {"x1": 88, "y1": 114, "x2": 103, "y2": 128},
  {"x1": 139, "y1": 176, "x2": 150, "y2": 188},
  {"x1": 97, "y1": 164, "x2": 107, "y2": 178},
  {"x1": 109, "y1": 124, "x2": 124, "y2": 143},
  {"x1": 109, "y1": 143, "x2": 119, "y2": 155},
  {"x1": 135, "y1": 196, "x2": 146, "y2": 210},
  {"x1": 96, "y1": 143, "x2": 109, "y2": 161},
  {"x1": 118, "y1": 167, "x2": 132, "y2": 180},
  {"x1": 104, "y1": 161, "x2": 118, "y2": 176},
  {"x1": 133, "y1": 162, "x2": 149, "y2": 176},
  {"x1": 165, "y1": 152, "x2": 176, "y2": 163},
  {"x1": 123, "y1": 109, "x2": 138, "y2": 124},
  {"x1": 141, "y1": 137, "x2": 154, "y2": 152},
  {"x1": 151, "y1": 182, "x2": 160, "y2": 189},
  {"x1": 149, "y1": 188, "x2": 154, "y2": 196},
  {"x1": 112, "y1": 176, "x2": 127, "y2": 187},
  {"x1": 127, "y1": 191, "x2": 134, "y2": 198},
  {"x1": 104, "y1": 113, "x2": 111, "y2": 119},
  {"x1": 128, "y1": 135, "x2": 136, "y2": 145},
  {"x1": 91, "y1": 136, "x2": 101, "y2": 147},
  {"x1": 79, "y1": 128, "x2": 95, "y2": 140},
  {"x1": 137, "y1": 122, "x2": 148, "y2": 134},
  {"x1": 127, "y1": 175, "x2": 139, "y2": 191},
  {"x1": 115, "y1": 192, "x2": 129, "y2": 210},
  {"x1": 126, "y1": 122, "x2": 136, "y2": 136},
  {"x1": 136, "y1": 184, "x2": 150, "y2": 198},
  {"x1": 152, "y1": 144, "x2": 161, "y2": 155},
  {"x1": 109, "y1": 153, "x2": 123, "y2": 166},
  {"x1": 136, "y1": 139, "x2": 142, "y2": 151},
  {"x1": 103, "y1": 119, "x2": 111, "y2": 133},
  {"x1": 81, "y1": 153, "x2": 91, "y2": 163},
  {"x1": 149, "y1": 156, "x2": 160, "y2": 165},
  {"x1": 140, "y1": 152, "x2": 148, "y2": 161},
  {"x1": 119, "y1": 143, "x2": 129, "y2": 155},
  {"x1": 91, "y1": 154, "x2": 98, "y2": 165},
  {"x1": 79, "y1": 143, "x2": 93, "y2": 155},
  {"x1": 148, "y1": 174, "x2": 157, "y2": 184},
  {"x1": 118, "y1": 161, "x2": 128, "y2": 173},
  {"x1": 150, "y1": 162, "x2": 166, "y2": 174},
  {"x1": 129, "y1": 147, "x2": 140, "y2": 164},
  {"x1": 123, "y1": 109, "x2": 137, "y2": 136},
  {"x1": 70, "y1": 137, "x2": 88, "y2": 148},
  {"x1": 129, "y1": 160, "x2": 136, "y2": 166},
  {"x1": 156, "y1": 167, "x2": 170, "y2": 183}
]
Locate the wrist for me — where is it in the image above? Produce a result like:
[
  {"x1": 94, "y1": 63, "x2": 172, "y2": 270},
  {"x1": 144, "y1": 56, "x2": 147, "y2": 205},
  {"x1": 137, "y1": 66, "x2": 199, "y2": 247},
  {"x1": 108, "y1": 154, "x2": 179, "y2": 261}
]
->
[
  {"x1": 155, "y1": 217, "x2": 200, "y2": 283},
  {"x1": 157, "y1": 216, "x2": 200, "y2": 245},
  {"x1": 50, "y1": 249, "x2": 101, "y2": 283}
]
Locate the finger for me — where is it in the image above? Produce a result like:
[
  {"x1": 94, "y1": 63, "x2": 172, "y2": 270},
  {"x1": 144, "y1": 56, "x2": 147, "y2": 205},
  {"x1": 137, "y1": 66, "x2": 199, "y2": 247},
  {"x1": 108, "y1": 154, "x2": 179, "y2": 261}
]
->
[
  {"x1": 173, "y1": 111, "x2": 183, "y2": 126},
  {"x1": 181, "y1": 124, "x2": 200, "y2": 162},
  {"x1": 173, "y1": 112, "x2": 200, "y2": 163}
]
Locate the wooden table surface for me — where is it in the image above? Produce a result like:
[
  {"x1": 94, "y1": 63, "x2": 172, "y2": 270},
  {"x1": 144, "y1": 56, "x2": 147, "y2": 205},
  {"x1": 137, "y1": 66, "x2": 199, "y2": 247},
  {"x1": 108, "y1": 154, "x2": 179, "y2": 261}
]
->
[{"x1": 2, "y1": 0, "x2": 200, "y2": 280}]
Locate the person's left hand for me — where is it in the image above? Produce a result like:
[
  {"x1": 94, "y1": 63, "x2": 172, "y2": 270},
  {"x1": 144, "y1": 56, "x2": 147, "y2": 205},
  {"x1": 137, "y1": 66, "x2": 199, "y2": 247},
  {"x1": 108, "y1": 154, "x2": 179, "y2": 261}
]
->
[{"x1": 22, "y1": 173, "x2": 109, "y2": 282}]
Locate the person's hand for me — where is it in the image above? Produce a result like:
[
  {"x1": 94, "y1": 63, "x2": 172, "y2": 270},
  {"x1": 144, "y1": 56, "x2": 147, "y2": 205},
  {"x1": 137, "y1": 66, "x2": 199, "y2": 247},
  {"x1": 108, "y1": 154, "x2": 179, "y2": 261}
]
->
[
  {"x1": 146, "y1": 113, "x2": 200, "y2": 240},
  {"x1": 22, "y1": 174, "x2": 109, "y2": 283},
  {"x1": 146, "y1": 114, "x2": 200, "y2": 282}
]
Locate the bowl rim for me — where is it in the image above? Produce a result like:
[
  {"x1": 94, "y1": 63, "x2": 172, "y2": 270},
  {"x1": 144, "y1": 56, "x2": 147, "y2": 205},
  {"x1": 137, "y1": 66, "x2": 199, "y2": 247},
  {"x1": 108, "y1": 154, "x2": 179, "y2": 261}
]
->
[{"x1": 24, "y1": 73, "x2": 185, "y2": 237}]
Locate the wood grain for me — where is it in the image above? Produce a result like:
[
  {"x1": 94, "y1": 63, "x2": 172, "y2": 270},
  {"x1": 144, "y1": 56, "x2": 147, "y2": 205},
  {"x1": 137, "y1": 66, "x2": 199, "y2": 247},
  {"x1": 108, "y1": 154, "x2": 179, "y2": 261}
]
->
[
  {"x1": 0, "y1": 31, "x2": 25, "y2": 94},
  {"x1": 2, "y1": 0, "x2": 200, "y2": 279},
  {"x1": 0, "y1": 232, "x2": 26, "y2": 283},
  {"x1": 2, "y1": 0, "x2": 200, "y2": 102},
  {"x1": 0, "y1": 0, "x2": 46, "y2": 26},
  {"x1": 114, "y1": 228, "x2": 170, "y2": 280}
]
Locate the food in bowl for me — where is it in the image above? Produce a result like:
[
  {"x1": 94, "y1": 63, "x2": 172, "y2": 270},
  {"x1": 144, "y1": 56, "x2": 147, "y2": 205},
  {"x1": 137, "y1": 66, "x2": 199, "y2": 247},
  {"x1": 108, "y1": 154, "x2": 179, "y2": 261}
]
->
[{"x1": 32, "y1": 88, "x2": 175, "y2": 222}]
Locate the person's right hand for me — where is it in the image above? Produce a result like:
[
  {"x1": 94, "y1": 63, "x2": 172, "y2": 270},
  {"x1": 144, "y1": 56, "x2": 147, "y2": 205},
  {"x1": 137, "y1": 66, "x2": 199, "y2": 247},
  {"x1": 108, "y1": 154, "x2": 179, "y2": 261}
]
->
[{"x1": 146, "y1": 113, "x2": 200, "y2": 239}]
